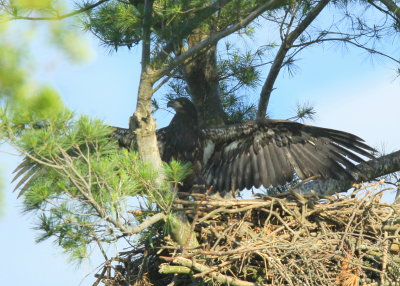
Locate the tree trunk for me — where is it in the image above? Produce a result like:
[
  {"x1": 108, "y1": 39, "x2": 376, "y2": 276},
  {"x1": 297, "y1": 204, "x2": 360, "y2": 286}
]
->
[
  {"x1": 182, "y1": 33, "x2": 225, "y2": 127},
  {"x1": 130, "y1": 71, "x2": 163, "y2": 173},
  {"x1": 131, "y1": 0, "x2": 163, "y2": 174}
]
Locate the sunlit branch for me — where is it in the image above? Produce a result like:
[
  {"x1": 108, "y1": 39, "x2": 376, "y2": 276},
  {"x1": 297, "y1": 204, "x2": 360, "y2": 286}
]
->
[{"x1": 7, "y1": 0, "x2": 110, "y2": 21}]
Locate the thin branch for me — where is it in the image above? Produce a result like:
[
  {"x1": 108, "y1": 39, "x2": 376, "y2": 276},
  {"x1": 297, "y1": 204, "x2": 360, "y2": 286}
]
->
[
  {"x1": 153, "y1": 69, "x2": 180, "y2": 94},
  {"x1": 124, "y1": 212, "x2": 166, "y2": 235},
  {"x1": 7, "y1": 0, "x2": 110, "y2": 21},
  {"x1": 377, "y1": 0, "x2": 400, "y2": 21},
  {"x1": 367, "y1": 0, "x2": 399, "y2": 23}
]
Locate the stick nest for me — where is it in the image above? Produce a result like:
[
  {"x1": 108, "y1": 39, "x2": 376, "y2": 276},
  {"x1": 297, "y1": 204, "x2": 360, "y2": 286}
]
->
[{"x1": 97, "y1": 183, "x2": 400, "y2": 286}]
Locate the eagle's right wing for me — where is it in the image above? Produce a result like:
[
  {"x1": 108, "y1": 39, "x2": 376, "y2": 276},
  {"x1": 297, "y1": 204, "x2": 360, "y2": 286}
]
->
[{"x1": 201, "y1": 119, "x2": 376, "y2": 192}]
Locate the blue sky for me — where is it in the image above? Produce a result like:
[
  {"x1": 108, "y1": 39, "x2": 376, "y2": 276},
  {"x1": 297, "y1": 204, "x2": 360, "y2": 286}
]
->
[{"x1": 1, "y1": 11, "x2": 400, "y2": 286}]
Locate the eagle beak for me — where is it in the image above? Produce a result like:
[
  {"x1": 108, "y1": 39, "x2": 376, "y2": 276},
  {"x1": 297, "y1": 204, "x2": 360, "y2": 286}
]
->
[
  {"x1": 167, "y1": 99, "x2": 182, "y2": 110},
  {"x1": 167, "y1": 100, "x2": 174, "y2": 108}
]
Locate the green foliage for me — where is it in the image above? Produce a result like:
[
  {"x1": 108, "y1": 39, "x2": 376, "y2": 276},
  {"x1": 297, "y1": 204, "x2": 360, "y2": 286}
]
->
[
  {"x1": 164, "y1": 159, "x2": 192, "y2": 184},
  {"x1": 12, "y1": 0, "x2": 53, "y2": 10},
  {"x1": 80, "y1": 0, "x2": 276, "y2": 52},
  {"x1": 0, "y1": 42, "x2": 26, "y2": 99},
  {"x1": 1, "y1": 102, "x2": 195, "y2": 261},
  {"x1": 83, "y1": 1, "x2": 141, "y2": 50},
  {"x1": 1, "y1": 110, "x2": 155, "y2": 260},
  {"x1": 287, "y1": 101, "x2": 316, "y2": 122}
]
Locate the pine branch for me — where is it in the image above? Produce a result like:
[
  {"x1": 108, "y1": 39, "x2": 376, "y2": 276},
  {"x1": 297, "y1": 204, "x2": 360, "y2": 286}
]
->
[
  {"x1": 151, "y1": 0, "x2": 233, "y2": 69},
  {"x1": 154, "y1": 0, "x2": 283, "y2": 81}
]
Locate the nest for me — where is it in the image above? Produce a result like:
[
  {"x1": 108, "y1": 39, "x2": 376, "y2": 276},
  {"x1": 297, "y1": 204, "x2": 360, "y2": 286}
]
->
[{"x1": 96, "y1": 183, "x2": 400, "y2": 286}]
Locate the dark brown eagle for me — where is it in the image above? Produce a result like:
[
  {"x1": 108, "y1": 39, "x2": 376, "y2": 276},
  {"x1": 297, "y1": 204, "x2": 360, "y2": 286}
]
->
[
  {"x1": 14, "y1": 97, "x2": 376, "y2": 196},
  {"x1": 154, "y1": 97, "x2": 375, "y2": 193}
]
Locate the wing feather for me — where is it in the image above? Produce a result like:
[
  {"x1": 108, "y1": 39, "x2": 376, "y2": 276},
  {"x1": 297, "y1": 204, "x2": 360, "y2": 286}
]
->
[
  {"x1": 243, "y1": 152, "x2": 252, "y2": 190},
  {"x1": 202, "y1": 118, "x2": 375, "y2": 192},
  {"x1": 257, "y1": 147, "x2": 270, "y2": 188},
  {"x1": 265, "y1": 143, "x2": 278, "y2": 186},
  {"x1": 250, "y1": 146, "x2": 261, "y2": 188}
]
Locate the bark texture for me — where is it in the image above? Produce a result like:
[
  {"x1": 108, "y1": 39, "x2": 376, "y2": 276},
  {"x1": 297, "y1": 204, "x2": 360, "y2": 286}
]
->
[{"x1": 182, "y1": 38, "x2": 226, "y2": 127}]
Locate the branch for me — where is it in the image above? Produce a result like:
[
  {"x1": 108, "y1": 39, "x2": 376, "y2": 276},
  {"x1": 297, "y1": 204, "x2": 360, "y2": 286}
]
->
[
  {"x1": 377, "y1": 0, "x2": 400, "y2": 21},
  {"x1": 257, "y1": 0, "x2": 330, "y2": 119},
  {"x1": 296, "y1": 150, "x2": 400, "y2": 195},
  {"x1": 154, "y1": 0, "x2": 283, "y2": 81},
  {"x1": 125, "y1": 212, "x2": 166, "y2": 235},
  {"x1": 158, "y1": 264, "x2": 192, "y2": 274},
  {"x1": 290, "y1": 34, "x2": 400, "y2": 65},
  {"x1": 162, "y1": 257, "x2": 257, "y2": 286},
  {"x1": 7, "y1": 0, "x2": 110, "y2": 21}
]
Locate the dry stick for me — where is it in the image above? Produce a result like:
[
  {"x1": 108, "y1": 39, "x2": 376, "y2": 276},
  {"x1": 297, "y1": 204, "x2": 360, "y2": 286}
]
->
[
  {"x1": 192, "y1": 261, "x2": 234, "y2": 278},
  {"x1": 198, "y1": 206, "x2": 226, "y2": 223},
  {"x1": 169, "y1": 257, "x2": 257, "y2": 286},
  {"x1": 184, "y1": 187, "x2": 213, "y2": 247},
  {"x1": 339, "y1": 190, "x2": 373, "y2": 250},
  {"x1": 381, "y1": 231, "x2": 388, "y2": 284},
  {"x1": 165, "y1": 186, "x2": 399, "y2": 284},
  {"x1": 260, "y1": 208, "x2": 296, "y2": 235},
  {"x1": 174, "y1": 198, "x2": 273, "y2": 206},
  {"x1": 92, "y1": 265, "x2": 108, "y2": 286},
  {"x1": 210, "y1": 224, "x2": 237, "y2": 251}
]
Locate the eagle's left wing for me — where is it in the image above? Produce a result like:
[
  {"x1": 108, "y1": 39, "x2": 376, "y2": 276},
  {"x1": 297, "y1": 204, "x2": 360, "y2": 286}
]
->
[{"x1": 201, "y1": 119, "x2": 376, "y2": 192}]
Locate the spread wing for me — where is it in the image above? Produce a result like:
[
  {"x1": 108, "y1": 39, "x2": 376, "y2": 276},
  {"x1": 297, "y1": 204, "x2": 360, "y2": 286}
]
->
[{"x1": 201, "y1": 119, "x2": 376, "y2": 192}]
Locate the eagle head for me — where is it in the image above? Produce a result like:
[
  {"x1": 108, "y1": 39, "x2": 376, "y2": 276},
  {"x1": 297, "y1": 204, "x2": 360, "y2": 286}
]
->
[{"x1": 167, "y1": 97, "x2": 196, "y2": 114}]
